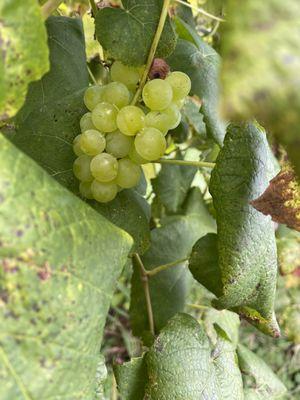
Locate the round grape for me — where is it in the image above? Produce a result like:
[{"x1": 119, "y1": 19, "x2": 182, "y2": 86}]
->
[
  {"x1": 165, "y1": 71, "x2": 191, "y2": 101},
  {"x1": 80, "y1": 112, "x2": 96, "y2": 132},
  {"x1": 174, "y1": 98, "x2": 185, "y2": 109},
  {"x1": 79, "y1": 181, "x2": 94, "y2": 199},
  {"x1": 73, "y1": 134, "x2": 84, "y2": 156},
  {"x1": 79, "y1": 129, "x2": 106, "y2": 156},
  {"x1": 90, "y1": 153, "x2": 118, "y2": 182},
  {"x1": 135, "y1": 127, "x2": 166, "y2": 161},
  {"x1": 84, "y1": 85, "x2": 105, "y2": 111},
  {"x1": 163, "y1": 104, "x2": 181, "y2": 130},
  {"x1": 110, "y1": 61, "x2": 140, "y2": 91},
  {"x1": 116, "y1": 105, "x2": 145, "y2": 136},
  {"x1": 73, "y1": 155, "x2": 93, "y2": 182},
  {"x1": 145, "y1": 111, "x2": 169, "y2": 135},
  {"x1": 128, "y1": 145, "x2": 148, "y2": 165},
  {"x1": 105, "y1": 130, "x2": 133, "y2": 158},
  {"x1": 116, "y1": 158, "x2": 142, "y2": 189},
  {"x1": 92, "y1": 102, "x2": 118, "y2": 133},
  {"x1": 102, "y1": 82, "x2": 130, "y2": 109},
  {"x1": 91, "y1": 180, "x2": 118, "y2": 203},
  {"x1": 142, "y1": 79, "x2": 173, "y2": 111}
]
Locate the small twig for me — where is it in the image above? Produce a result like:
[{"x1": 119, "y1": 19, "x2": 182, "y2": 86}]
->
[
  {"x1": 133, "y1": 253, "x2": 155, "y2": 336},
  {"x1": 87, "y1": 65, "x2": 98, "y2": 85},
  {"x1": 111, "y1": 373, "x2": 118, "y2": 400},
  {"x1": 131, "y1": 0, "x2": 171, "y2": 105},
  {"x1": 187, "y1": 303, "x2": 210, "y2": 310},
  {"x1": 41, "y1": 0, "x2": 63, "y2": 19},
  {"x1": 147, "y1": 258, "x2": 188, "y2": 277},
  {"x1": 156, "y1": 159, "x2": 216, "y2": 168},
  {"x1": 175, "y1": 0, "x2": 225, "y2": 22},
  {"x1": 90, "y1": 0, "x2": 98, "y2": 16}
]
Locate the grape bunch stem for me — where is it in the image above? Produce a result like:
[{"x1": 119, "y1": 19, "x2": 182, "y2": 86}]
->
[
  {"x1": 41, "y1": 0, "x2": 63, "y2": 19},
  {"x1": 131, "y1": 0, "x2": 172, "y2": 105},
  {"x1": 157, "y1": 159, "x2": 216, "y2": 168}
]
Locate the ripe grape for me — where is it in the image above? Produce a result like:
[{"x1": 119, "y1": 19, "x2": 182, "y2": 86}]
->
[
  {"x1": 90, "y1": 153, "x2": 118, "y2": 182},
  {"x1": 79, "y1": 181, "x2": 94, "y2": 199},
  {"x1": 73, "y1": 134, "x2": 84, "y2": 156},
  {"x1": 145, "y1": 111, "x2": 170, "y2": 135},
  {"x1": 73, "y1": 155, "x2": 93, "y2": 182},
  {"x1": 129, "y1": 145, "x2": 148, "y2": 164},
  {"x1": 102, "y1": 82, "x2": 130, "y2": 109},
  {"x1": 142, "y1": 79, "x2": 173, "y2": 111},
  {"x1": 174, "y1": 98, "x2": 185, "y2": 109},
  {"x1": 117, "y1": 105, "x2": 145, "y2": 136},
  {"x1": 116, "y1": 158, "x2": 141, "y2": 188},
  {"x1": 91, "y1": 180, "x2": 118, "y2": 203},
  {"x1": 84, "y1": 85, "x2": 104, "y2": 111},
  {"x1": 135, "y1": 127, "x2": 166, "y2": 161},
  {"x1": 163, "y1": 104, "x2": 181, "y2": 129},
  {"x1": 92, "y1": 102, "x2": 118, "y2": 133},
  {"x1": 165, "y1": 71, "x2": 191, "y2": 101},
  {"x1": 79, "y1": 129, "x2": 106, "y2": 156},
  {"x1": 80, "y1": 112, "x2": 96, "y2": 132},
  {"x1": 105, "y1": 130, "x2": 133, "y2": 158},
  {"x1": 110, "y1": 61, "x2": 140, "y2": 91}
]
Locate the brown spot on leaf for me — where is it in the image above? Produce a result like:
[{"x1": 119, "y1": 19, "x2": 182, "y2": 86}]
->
[
  {"x1": 149, "y1": 58, "x2": 170, "y2": 80},
  {"x1": 251, "y1": 167, "x2": 300, "y2": 232},
  {"x1": 37, "y1": 262, "x2": 52, "y2": 281}
]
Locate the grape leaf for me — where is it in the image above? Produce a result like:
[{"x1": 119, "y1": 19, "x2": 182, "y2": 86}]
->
[
  {"x1": 205, "y1": 122, "x2": 280, "y2": 336},
  {"x1": 237, "y1": 345, "x2": 287, "y2": 399},
  {"x1": 152, "y1": 153, "x2": 197, "y2": 214},
  {"x1": 0, "y1": 134, "x2": 132, "y2": 399},
  {"x1": 114, "y1": 356, "x2": 147, "y2": 400},
  {"x1": 10, "y1": 16, "x2": 150, "y2": 254},
  {"x1": 0, "y1": 0, "x2": 49, "y2": 121},
  {"x1": 95, "y1": 0, "x2": 177, "y2": 66},
  {"x1": 167, "y1": 18, "x2": 225, "y2": 146},
  {"x1": 220, "y1": 0, "x2": 300, "y2": 177},
  {"x1": 130, "y1": 188, "x2": 216, "y2": 343},
  {"x1": 276, "y1": 225, "x2": 300, "y2": 275},
  {"x1": 145, "y1": 313, "x2": 243, "y2": 399}
]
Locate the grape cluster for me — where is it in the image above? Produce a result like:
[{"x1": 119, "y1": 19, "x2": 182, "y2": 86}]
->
[{"x1": 73, "y1": 61, "x2": 191, "y2": 203}]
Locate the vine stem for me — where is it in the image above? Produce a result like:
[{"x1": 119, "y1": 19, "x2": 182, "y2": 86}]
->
[
  {"x1": 133, "y1": 253, "x2": 155, "y2": 336},
  {"x1": 131, "y1": 0, "x2": 171, "y2": 105},
  {"x1": 156, "y1": 159, "x2": 216, "y2": 168},
  {"x1": 89, "y1": 0, "x2": 98, "y2": 17},
  {"x1": 147, "y1": 258, "x2": 188, "y2": 277},
  {"x1": 174, "y1": 0, "x2": 225, "y2": 22},
  {"x1": 41, "y1": 0, "x2": 63, "y2": 19}
]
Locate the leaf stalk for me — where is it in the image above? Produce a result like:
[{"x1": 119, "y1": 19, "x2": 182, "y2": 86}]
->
[
  {"x1": 156, "y1": 159, "x2": 216, "y2": 168},
  {"x1": 41, "y1": 0, "x2": 63, "y2": 19},
  {"x1": 146, "y1": 258, "x2": 188, "y2": 277}
]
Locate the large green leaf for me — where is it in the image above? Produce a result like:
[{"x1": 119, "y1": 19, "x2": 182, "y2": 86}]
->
[
  {"x1": 237, "y1": 345, "x2": 287, "y2": 399},
  {"x1": 0, "y1": 134, "x2": 132, "y2": 399},
  {"x1": 95, "y1": 0, "x2": 177, "y2": 66},
  {"x1": 10, "y1": 16, "x2": 150, "y2": 254},
  {"x1": 206, "y1": 122, "x2": 279, "y2": 336},
  {"x1": 0, "y1": 0, "x2": 49, "y2": 121},
  {"x1": 220, "y1": 0, "x2": 300, "y2": 177},
  {"x1": 167, "y1": 18, "x2": 225, "y2": 146},
  {"x1": 145, "y1": 313, "x2": 243, "y2": 399},
  {"x1": 130, "y1": 188, "x2": 216, "y2": 342},
  {"x1": 152, "y1": 154, "x2": 197, "y2": 214}
]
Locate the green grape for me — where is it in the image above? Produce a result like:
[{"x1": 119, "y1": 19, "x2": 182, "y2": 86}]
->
[
  {"x1": 79, "y1": 129, "x2": 106, "y2": 156},
  {"x1": 84, "y1": 85, "x2": 105, "y2": 111},
  {"x1": 102, "y1": 82, "x2": 130, "y2": 109},
  {"x1": 110, "y1": 61, "x2": 140, "y2": 91},
  {"x1": 116, "y1": 105, "x2": 145, "y2": 136},
  {"x1": 79, "y1": 181, "x2": 94, "y2": 199},
  {"x1": 73, "y1": 155, "x2": 93, "y2": 182},
  {"x1": 91, "y1": 180, "x2": 118, "y2": 203},
  {"x1": 128, "y1": 145, "x2": 148, "y2": 164},
  {"x1": 73, "y1": 134, "x2": 84, "y2": 156},
  {"x1": 92, "y1": 102, "x2": 118, "y2": 133},
  {"x1": 163, "y1": 104, "x2": 181, "y2": 129},
  {"x1": 90, "y1": 153, "x2": 118, "y2": 182},
  {"x1": 80, "y1": 112, "x2": 96, "y2": 132},
  {"x1": 135, "y1": 127, "x2": 166, "y2": 161},
  {"x1": 145, "y1": 111, "x2": 170, "y2": 135},
  {"x1": 165, "y1": 71, "x2": 191, "y2": 101},
  {"x1": 174, "y1": 98, "x2": 185, "y2": 109},
  {"x1": 142, "y1": 79, "x2": 173, "y2": 111},
  {"x1": 116, "y1": 158, "x2": 142, "y2": 189},
  {"x1": 105, "y1": 130, "x2": 133, "y2": 158}
]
